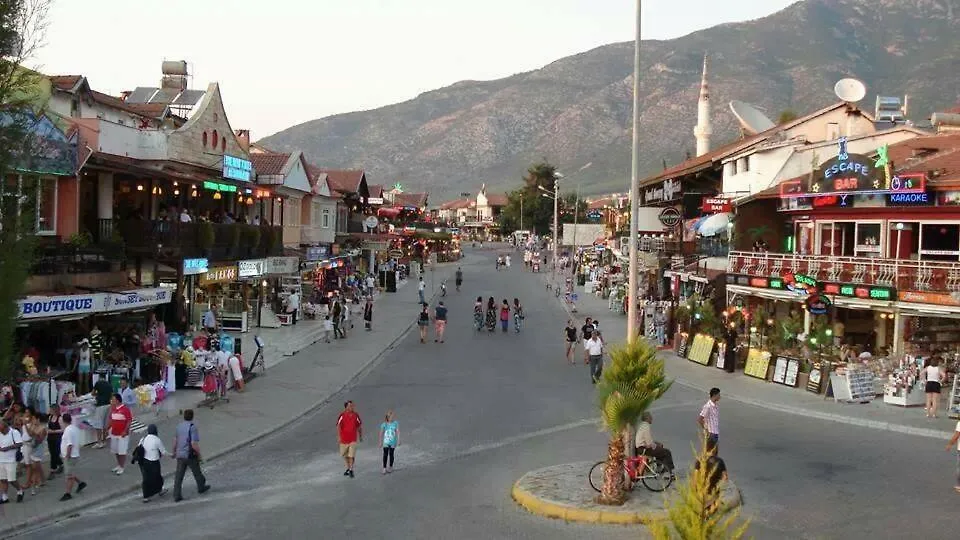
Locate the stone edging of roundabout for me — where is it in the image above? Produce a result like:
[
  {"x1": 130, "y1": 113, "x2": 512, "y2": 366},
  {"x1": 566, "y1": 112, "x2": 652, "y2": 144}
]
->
[{"x1": 511, "y1": 461, "x2": 742, "y2": 525}]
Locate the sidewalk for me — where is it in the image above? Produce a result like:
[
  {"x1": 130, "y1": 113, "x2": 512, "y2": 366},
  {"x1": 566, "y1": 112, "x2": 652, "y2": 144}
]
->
[
  {"x1": 0, "y1": 263, "x2": 460, "y2": 534},
  {"x1": 554, "y1": 274, "x2": 956, "y2": 441}
]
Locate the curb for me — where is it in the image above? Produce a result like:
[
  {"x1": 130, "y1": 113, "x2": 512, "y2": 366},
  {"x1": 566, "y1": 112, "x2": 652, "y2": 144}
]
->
[
  {"x1": 551, "y1": 286, "x2": 954, "y2": 440},
  {"x1": 2, "y1": 268, "x2": 456, "y2": 538},
  {"x1": 510, "y1": 467, "x2": 742, "y2": 526}
]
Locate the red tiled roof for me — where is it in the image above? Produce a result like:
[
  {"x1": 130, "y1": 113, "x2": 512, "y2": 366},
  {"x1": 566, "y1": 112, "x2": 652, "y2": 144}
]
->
[
  {"x1": 439, "y1": 198, "x2": 472, "y2": 210},
  {"x1": 393, "y1": 192, "x2": 428, "y2": 207},
  {"x1": 945, "y1": 104, "x2": 960, "y2": 114},
  {"x1": 367, "y1": 184, "x2": 384, "y2": 197},
  {"x1": 484, "y1": 193, "x2": 509, "y2": 207},
  {"x1": 251, "y1": 153, "x2": 291, "y2": 176},
  {"x1": 587, "y1": 197, "x2": 614, "y2": 210},
  {"x1": 49, "y1": 75, "x2": 83, "y2": 91},
  {"x1": 319, "y1": 169, "x2": 365, "y2": 195}
]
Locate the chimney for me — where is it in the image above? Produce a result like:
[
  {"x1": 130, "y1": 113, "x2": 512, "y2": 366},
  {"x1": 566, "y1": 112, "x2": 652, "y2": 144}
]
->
[
  {"x1": 119, "y1": 90, "x2": 132, "y2": 102},
  {"x1": 235, "y1": 129, "x2": 250, "y2": 152}
]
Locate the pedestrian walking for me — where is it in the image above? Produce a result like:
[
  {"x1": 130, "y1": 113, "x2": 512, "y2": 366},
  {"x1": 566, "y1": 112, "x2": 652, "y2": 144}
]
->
[
  {"x1": 337, "y1": 401, "x2": 362, "y2": 478},
  {"x1": 474, "y1": 296, "x2": 484, "y2": 331},
  {"x1": 499, "y1": 299, "x2": 510, "y2": 333},
  {"x1": 58, "y1": 413, "x2": 86, "y2": 501},
  {"x1": 134, "y1": 424, "x2": 169, "y2": 502},
  {"x1": 418, "y1": 276, "x2": 426, "y2": 304},
  {"x1": 946, "y1": 420, "x2": 960, "y2": 492},
  {"x1": 92, "y1": 376, "x2": 113, "y2": 448},
  {"x1": 364, "y1": 297, "x2": 373, "y2": 331},
  {"x1": 172, "y1": 409, "x2": 210, "y2": 502},
  {"x1": 455, "y1": 267, "x2": 463, "y2": 291},
  {"x1": 584, "y1": 332, "x2": 604, "y2": 384},
  {"x1": 108, "y1": 393, "x2": 133, "y2": 475},
  {"x1": 22, "y1": 410, "x2": 47, "y2": 495},
  {"x1": 332, "y1": 300, "x2": 345, "y2": 339},
  {"x1": 564, "y1": 320, "x2": 578, "y2": 364},
  {"x1": 485, "y1": 297, "x2": 497, "y2": 332},
  {"x1": 379, "y1": 410, "x2": 399, "y2": 474},
  {"x1": 0, "y1": 418, "x2": 24, "y2": 504},
  {"x1": 434, "y1": 301, "x2": 448, "y2": 343},
  {"x1": 925, "y1": 357, "x2": 945, "y2": 418},
  {"x1": 512, "y1": 298, "x2": 524, "y2": 333},
  {"x1": 365, "y1": 273, "x2": 376, "y2": 298},
  {"x1": 698, "y1": 388, "x2": 721, "y2": 454},
  {"x1": 323, "y1": 314, "x2": 334, "y2": 343},
  {"x1": 418, "y1": 304, "x2": 431, "y2": 343},
  {"x1": 47, "y1": 404, "x2": 64, "y2": 477},
  {"x1": 581, "y1": 317, "x2": 595, "y2": 364}
]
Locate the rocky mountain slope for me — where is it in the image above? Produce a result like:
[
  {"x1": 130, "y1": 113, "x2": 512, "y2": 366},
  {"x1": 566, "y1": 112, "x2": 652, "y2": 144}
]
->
[{"x1": 260, "y1": 0, "x2": 960, "y2": 199}]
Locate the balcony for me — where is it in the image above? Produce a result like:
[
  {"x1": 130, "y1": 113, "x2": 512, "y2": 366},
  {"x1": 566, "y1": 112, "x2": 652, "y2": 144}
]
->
[
  {"x1": 116, "y1": 220, "x2": 283, "y2": 262},
  {"x1": 727, "y1": 250, "x2": 960, "y2": 297}
]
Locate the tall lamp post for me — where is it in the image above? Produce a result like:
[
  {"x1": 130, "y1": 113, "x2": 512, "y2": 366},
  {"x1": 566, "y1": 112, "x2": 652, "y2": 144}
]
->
[
  {"x1": 627, "y1": 0, "x2": 643, "y2": 342},
  {"x1": 519, "y1": 192, "x2": 524, "y2": 232}
]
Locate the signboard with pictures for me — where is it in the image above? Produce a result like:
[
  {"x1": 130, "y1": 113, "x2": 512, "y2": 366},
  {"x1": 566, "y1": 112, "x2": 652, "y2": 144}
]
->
[
  {"x1": 806, "y1": 364, "x2": 824, "y2": 394},
  {"x1": 686, "y1": 334, "x2": 715, "y2": 366},
  {"x1": 743, "y1": 349, "x2": 770, "y2": 380},
  {"x1": 715, "y1": 342, "x2": 727, "y2": 370},
  {"x1": 676, "y1": 333, "x2": 689, "y2": 358},
  {"x1": 772, "y1": 356, "x2": 801, "y2": 387}
]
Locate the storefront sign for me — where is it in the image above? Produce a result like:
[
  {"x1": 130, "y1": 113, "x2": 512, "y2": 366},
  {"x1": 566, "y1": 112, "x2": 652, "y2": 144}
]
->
[
  {"x1": 264, "y1": 256, "x2": 298, "y2": 275},
  {"x1": 658, "y1": 207, "x2": 682, "y2": 228},
  {"x1": 701, "y1": 197, "x2": 732, "y2": 213},
  {"x1": 366, "y1": 197, "x2": 384, "y2": 205},
  {"x1": 787, "y1": 138, "x2": 925, "y2": 197},
  {"x1": 783, "y1": 273, "x2": 816, "y2": 295},
  {"x1": 937, "y1": 191, "x2": 960, "y2": 206},
  {"x1": 17, "y1": 294, "x2": 108, "y2": 319},
  {"x1": 223, "y1": 155, "x2": 252, "y2": 182},
  {"x1": 203, "y1": 180, "x2": 237, "y2": 193},
  {"x1": 725, "y1": 274, "x2": 785, "y2": 290},
  {"x1": 104, "y1": 288, "x2": 172, "y2": 312},
  {"x1": 643, "y1": 179, "x2": 682, "y2": 205},
  {"x1": 238, "y1": 259, "x2": 266, "y2": 278},
  {"x1": 305, "y1": 246, "x2": 329, "y2": 261},
  {"x1": 898, "y1": 290, "x2": 960, "y2": 306},
  {"x1": 805, "y1": 293, "x2": 832, "y2": 315},
  {"x1": 820, "y1": 282, "x2": 894, "y2": 301},
  {"x1": 587, "y1": 210, "x2": 603, "y2": 220},
  {"x1": 201, "y1": 266, "x2": 237, "y2": 285},
  {"x1": 887, "y1": 191, "x2": 933, "y2": 206},
  {"x1": 182, "y1": 258, "x2": 209, "y2": 276},
  {"x1": 811, "y1": 194, "x2": 852, "y2": 208}
]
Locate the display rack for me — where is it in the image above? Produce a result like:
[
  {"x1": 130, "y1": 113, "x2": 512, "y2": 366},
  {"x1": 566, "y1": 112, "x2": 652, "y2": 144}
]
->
[
  {"x1": 830, "y1": 366, "x2": 876, "y2": 403},
  {"x1": 949, "y1": 376, "x2": 960, "y2": 419}
]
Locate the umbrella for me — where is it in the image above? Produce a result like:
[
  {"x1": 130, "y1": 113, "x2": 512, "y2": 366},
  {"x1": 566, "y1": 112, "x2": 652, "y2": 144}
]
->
[{"x1": 698, "y1": 212, "x2": 732, "y2": 237}]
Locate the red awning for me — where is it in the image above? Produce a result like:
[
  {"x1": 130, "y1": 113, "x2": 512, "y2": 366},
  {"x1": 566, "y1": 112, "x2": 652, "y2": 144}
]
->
[{"x1": 378, "y1": 208, "x2": 401, "y2": 218}]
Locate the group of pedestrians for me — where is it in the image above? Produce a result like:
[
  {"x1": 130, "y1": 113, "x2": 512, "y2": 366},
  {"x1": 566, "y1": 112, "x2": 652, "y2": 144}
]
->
[
  {"x1": 474, "y1": 297, "x2": 524, "y2": 333},
  {"x1": 562, "y1": 317, "x2": 605, "y2": 383}
]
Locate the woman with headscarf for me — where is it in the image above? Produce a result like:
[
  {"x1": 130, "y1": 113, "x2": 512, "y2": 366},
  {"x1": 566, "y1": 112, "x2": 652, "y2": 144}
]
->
[
  {"x1": 135, "y1": 424, "x2": 168, "y2": 502},
  {"x1": 485, "y1": 297, "x2": 497, "y2": 332}
]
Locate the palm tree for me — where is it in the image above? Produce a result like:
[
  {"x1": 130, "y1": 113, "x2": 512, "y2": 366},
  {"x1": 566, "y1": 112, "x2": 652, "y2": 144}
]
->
[{"x1": 596, "y1": 338, "x2": 672, "y2": 505}]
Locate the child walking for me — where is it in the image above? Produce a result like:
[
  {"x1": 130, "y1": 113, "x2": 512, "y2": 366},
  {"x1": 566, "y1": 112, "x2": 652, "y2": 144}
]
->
[
  {"x1": 379, "y1": 410, "x2": 399, "y2": 474},
  {"x1": 323, "y1": 315, "x2": 334, "y2": 343}
]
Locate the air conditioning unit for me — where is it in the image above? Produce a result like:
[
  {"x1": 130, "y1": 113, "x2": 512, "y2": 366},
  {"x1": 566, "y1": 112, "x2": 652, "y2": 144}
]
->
[{"x1": 875, "y1": 95, "x2": 908, "y2": 123}]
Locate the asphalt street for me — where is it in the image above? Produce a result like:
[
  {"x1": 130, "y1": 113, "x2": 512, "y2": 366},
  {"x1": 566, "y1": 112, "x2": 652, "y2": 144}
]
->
[{"x1": 13, "y1": 249, "x2": 960, "y2": 540}]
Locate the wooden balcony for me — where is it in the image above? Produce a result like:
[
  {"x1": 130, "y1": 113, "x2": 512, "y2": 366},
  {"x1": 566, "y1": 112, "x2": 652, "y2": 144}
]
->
[
  {"x1": 116, "y1": 220, "x2": 283, "y2": 262},
  {"x1": 727, "y1": 250, "x2": 960, "y2": 296}
]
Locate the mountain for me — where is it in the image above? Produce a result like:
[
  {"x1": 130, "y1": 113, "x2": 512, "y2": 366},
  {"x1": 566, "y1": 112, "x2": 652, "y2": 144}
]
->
[{"x1": 260, "y1": 0, "x2": 960, "y2": 200}]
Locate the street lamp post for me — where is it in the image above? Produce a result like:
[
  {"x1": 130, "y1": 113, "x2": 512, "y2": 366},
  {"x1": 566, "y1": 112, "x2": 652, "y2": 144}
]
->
[
  {"x1": 552, "y1": 174, "x2": 560, "y2": 284},
  {"x1": 627, "y1": 0, "x2": 642, "y2": 342},
  {"x1": 519, "y1": 192, "x2": 523, "y2": 232}
]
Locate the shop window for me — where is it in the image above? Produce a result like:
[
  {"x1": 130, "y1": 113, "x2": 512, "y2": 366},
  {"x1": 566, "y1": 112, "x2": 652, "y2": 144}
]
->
[
  {"x1": 920, "y1": 223, "x2": 960, "y2": 261},
  {"x1": 855, "y1": 223, "x2": 882, "y2": 257},
  {"x1": 212, "y1": 130, "x2": 218, "y2": 148},
  {"x1": 202, "y1": 131, "x2": 208, "y2": 147},
  {"x1": 322, "y1": 209, "x2": 330, "y2": 228},
  {"x1": 0, "y1": 175, "x2": 56, "y2": 235}
]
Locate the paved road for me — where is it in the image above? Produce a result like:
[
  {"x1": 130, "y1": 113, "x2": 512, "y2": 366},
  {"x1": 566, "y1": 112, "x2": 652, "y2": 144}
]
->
[{"x1": 14, "y1": 249, "x2": 959, "y2": 540}]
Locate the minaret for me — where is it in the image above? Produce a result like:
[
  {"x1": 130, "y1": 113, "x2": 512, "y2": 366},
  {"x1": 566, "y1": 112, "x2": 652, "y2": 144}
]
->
[{"x1": 693, "y1": 53, "x2": 712, "y2": 157}]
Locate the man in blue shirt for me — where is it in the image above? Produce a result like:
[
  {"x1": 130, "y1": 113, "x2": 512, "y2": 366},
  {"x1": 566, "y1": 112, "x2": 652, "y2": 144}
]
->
[
  {"x1": 171, "y1": 409, "x2": 210, "y2": 502},
  {"x1": 434, "y1": 301, "x2": 448, "y2": 343}
]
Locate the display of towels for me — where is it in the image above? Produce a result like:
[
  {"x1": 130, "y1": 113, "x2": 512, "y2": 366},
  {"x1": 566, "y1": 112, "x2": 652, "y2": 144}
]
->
[{"x1": 19, "y1": 380, "x2": 76, "y2": 414}]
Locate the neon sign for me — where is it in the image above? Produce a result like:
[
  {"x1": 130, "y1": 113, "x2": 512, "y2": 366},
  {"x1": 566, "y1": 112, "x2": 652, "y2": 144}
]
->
[
  {"x1": 781, "y1": 140, "x2": 926, "y2": 198},
  {"x1": 821, "y1": 282, "x2": 894, "y2": 301}
]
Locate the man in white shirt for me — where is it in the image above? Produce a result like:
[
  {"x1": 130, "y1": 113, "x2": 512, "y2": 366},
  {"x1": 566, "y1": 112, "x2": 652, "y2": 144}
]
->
[
  {"x1": 418, "y1": 276, "x2": 426, "y2": 304},
  {"x1": 946, "y1": 421, "x2": 960, "y2": 492},
  {"x1": 635, "y1": 412, "x2": 675, "y2": 477},
  {"x1": 0, "y1": 419, "x2": 24, "y2": 503},
  {"x1": 59, "y1": 413, "x2": 87, "y2": 501},
  {"x1": 179, "y1": 209, "x2": 192, "y2": 223},
  {"x1": 285, "y1": 289, "x2": 301, "y2": 325},
  {"x1": 365, "y1": 274, "x2": 376, "y2": 298},
  {"x1": 584, "y1": 333, "x2": 604, "y2": 384}
]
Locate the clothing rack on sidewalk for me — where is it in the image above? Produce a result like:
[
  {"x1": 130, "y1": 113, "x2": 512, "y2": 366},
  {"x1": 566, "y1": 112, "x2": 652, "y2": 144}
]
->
[{"x1": 949, "y1": 375, "x2": 960, "y2": 419}]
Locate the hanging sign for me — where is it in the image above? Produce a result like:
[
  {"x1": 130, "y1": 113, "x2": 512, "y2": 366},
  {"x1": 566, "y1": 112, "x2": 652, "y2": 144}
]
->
[
  {"x1": 783, "y1": 138, "x2": 926, "y2": 197},
  {"x1": 821, "y1": 282, "x2": 894, "y2": 301},
  {"x1": 305, "y1": 246, "x2": 329, "y2": 262},
  {"x1": 805, "y1": 293, "x2": 832, "y2": 315},
  {"x1": 223, "y1": 155, "x2": 252, "y2": 182},
  {"x1": 183, "y1": 258, "x2": 209, "y2": 276},
  {"x1": 200, "y1": 266, "x2": 237, "y2": 285},
  {"x1": 701, "y1": 197, "x2": 732, "y2": 213},
  {"x1": 264, "y1": 256, "x2": 299, "y2": 275},
  {"x1": 238, "y1": 259, "x2": 266, "y2": 278},
  {"x1": 17, "y1": 294, "x2": 109, "y2": 319},
  {"x1": 658, "y1": 207, "x2": 682, "y2": 228},
  {"x1": 104, "y1": 288, "x2": 172, "y2": 312},
  {"x1": 783, "y1": 272, "x2": 816, "y2": 295}
]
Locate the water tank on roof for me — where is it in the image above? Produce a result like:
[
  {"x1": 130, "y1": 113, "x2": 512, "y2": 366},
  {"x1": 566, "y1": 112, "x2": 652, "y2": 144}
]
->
[
  {"x1": 931, "y1": 113, "x2": 960, "y2": 128},
  {"x1": 161, "y1": 60, "x2": 189, "y2": 76}
]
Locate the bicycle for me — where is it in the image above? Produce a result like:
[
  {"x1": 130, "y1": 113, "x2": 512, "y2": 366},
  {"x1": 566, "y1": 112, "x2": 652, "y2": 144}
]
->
[{"x1": 588, "y1": 453, "x2": 673, "y2": 493}]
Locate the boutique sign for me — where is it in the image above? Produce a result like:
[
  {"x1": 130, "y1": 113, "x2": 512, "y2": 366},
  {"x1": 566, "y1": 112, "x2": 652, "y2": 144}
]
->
[
  {"x1": 104, "y1": 288, "x2": 172, "y2": 313},
  {"x1": 17, "y1": 294, "x2": 108, "y2": 319}
]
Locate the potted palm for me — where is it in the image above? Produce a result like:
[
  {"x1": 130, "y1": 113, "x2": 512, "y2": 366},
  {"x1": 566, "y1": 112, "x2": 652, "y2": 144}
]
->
[{"x1": 596, "y1": 338, "x2": 672, "y2": 505}]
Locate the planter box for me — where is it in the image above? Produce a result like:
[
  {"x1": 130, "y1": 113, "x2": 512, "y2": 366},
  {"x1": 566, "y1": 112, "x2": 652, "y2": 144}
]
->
[{"x1": 796, "y1": 371, "x2": 809, "y2": 390}]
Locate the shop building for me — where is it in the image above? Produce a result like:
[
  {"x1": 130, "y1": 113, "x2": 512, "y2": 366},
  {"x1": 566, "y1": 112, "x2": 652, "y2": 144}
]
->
[
  {"x1": 250, "y1": 150, "x2": 314, "y2": 249},
  {"x1": 726, "y1": 131, "x2": 960, "y2": 358}
]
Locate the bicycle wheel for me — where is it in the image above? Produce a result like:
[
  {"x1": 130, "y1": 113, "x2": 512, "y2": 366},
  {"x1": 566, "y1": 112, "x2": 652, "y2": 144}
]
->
[
  {"x1": 640, "y1": 459, "x2": 673, "y2": 492},
  {"x1": 588, "y1": 461, "x2": 605, "y2": 493}
]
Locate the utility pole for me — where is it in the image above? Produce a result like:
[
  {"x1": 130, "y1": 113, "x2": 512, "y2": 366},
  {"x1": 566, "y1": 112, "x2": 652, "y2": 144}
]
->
[
  {"x1": 627, "y1": 0, "x2": 642, "y2": 343},
  {"x1": 520, "y1": 192, "x2": 524, "y2": 232},
  {"x1": 572, "y1": 182, "x2": 580, "y2": 252},
  {"x1": 552, "y1": 174, "x2": 559, "y2": 284}
]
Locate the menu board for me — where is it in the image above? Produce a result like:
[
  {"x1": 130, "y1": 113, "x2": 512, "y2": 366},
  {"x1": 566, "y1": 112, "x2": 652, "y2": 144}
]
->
[
  {"x1": 715, "y1": 342, "x2": 727, "y2": 370},
  {"x1": 676, "y1": 333, "x2": 689, "y2": 358},
  {"x1": 772, "y1": 357, "x2": 788, "y2": 384},
  {"x1": 806, "y1": 364, "x2": 824, "y2": 394},
  {"x1": 783, "y1": 358, "x2": 800, "y2": 387},
  {"x1": 845, "y1": 367, "x2": 876, "y2": 403},
  {"x1": 743, "y1": 349, "x2": 771, "y2": 379},
  {"x1": 687, "y1": 334, "x2": 715, "y2": 366}
]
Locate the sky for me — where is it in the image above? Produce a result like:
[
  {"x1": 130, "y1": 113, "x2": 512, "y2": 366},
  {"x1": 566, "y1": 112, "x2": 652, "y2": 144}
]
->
[{"x1": 31, "y1": 0, "x2": 798, "y2": 140}]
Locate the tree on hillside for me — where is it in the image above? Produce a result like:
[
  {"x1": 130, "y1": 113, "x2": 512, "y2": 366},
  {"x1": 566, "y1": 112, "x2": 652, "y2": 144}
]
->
[
  {"x1": 498, "y1": 161, "x2": 560, "y2": 235},
  {"x1": 777, "y1": 110, "x2": 798, "y2": 124},
  {"x1": 0, "y1": 0, "x2": 51, "y2": 379}
]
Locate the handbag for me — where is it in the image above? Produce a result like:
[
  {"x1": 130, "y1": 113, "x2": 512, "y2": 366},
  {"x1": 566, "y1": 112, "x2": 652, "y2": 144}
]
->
[
  {"x1": 15, "y1": 449, "x2": 22, "y2": 462},
  {"x1": 131, "y1": 438, "x2": 145, "y2": 465}
]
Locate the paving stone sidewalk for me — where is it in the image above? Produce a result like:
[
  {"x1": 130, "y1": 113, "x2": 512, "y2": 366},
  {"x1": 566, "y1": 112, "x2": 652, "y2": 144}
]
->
[
  {"x1": 552, "y1": 272, "x2": 956, "y2": 441},
  {"x1": 0, "y1": 262, "x2": 463, "y2": 534}
]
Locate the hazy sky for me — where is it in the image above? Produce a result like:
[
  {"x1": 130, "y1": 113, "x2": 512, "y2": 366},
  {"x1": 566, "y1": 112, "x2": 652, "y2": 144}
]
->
[{"x1": 32, "y1": 0, "x2": 797, "y2": 140}]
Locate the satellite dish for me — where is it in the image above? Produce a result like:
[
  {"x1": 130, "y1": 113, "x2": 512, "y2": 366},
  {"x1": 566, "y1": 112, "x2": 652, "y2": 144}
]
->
[
  {"x1": 729, "y1": 101, "x2": 776, "y2": 134},
  {"x1": 834, "y1": 78, "x2": 866, "y2": 103}
]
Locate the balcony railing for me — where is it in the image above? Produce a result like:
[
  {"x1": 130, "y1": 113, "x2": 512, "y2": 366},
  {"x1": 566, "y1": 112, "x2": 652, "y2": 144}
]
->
[
  {"x1": 31, "y1": 242, "x2": 125, "y2": 275},
  {"x1": 727, "y1": 251, "x2": 960, "y2": 295},
  {"x1": 116, "y1": 220, "x2": 283, "y2": 261}
]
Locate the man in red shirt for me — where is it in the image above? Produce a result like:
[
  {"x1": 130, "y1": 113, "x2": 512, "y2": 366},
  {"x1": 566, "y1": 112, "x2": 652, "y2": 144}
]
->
[
  {"x1": 108, "y1": 393, "x2": 133, "y2": 475},
  {"x1": 337, "y1": 401, "x2": 362, "y2": 478}
]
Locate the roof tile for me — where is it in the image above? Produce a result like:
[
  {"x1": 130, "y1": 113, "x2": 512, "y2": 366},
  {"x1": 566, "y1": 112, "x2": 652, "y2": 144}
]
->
[{"x1": 251, "y1": 153, "x2": 291, "y2": 176}]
